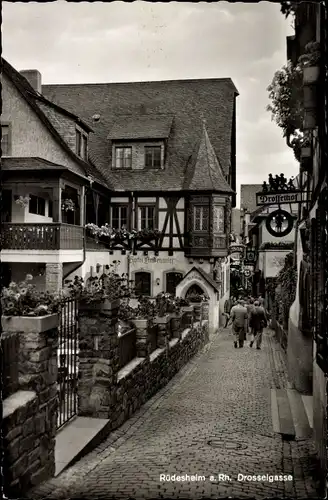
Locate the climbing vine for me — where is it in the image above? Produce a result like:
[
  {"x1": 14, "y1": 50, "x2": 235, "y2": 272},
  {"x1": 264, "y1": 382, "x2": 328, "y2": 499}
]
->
[{"x1": 274, "y1": 251, "x2": 297, "y2": 329}]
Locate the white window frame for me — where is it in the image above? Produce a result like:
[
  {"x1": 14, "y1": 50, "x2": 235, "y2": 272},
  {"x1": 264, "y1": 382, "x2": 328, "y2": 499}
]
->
[
  {"x1": 144, "y1": 146, "x2": 162, "y2": 169},
  {"x1": 193, "y1": 206, "x2": 209, "y2": 231},
  {"x1": 115, "y1": 146, "x2": 132, "y2": 169},
  {"x1": 111, "y1": 205, "x2": 129, "y2": 229},
  {"x1": 139, "y1": 205, "x2": 156, "y2": 230}
]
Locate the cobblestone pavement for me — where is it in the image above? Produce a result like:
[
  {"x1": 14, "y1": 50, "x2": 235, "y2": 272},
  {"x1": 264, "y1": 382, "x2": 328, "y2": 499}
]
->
[{"x1": 28, "y1": 329, "x2": 319, "y2": 499}]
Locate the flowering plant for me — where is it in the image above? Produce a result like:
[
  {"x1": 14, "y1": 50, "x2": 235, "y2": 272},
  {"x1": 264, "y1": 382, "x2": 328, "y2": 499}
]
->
[
  {"x1": 298, "y1": 42, "x2": 321, "y2": 67},
  {"x1": 267, "y1": 62, "x2": 304, "y2": 161},
  {"x1": 61, "y1": 198, "x2": 75, "y2": 212},
  {"x1": 137, "y1": 228, "x2": 160, "y2": 240},
  {"x1": 187, "y1": 293, "x2": 205, "y2": 303},
  {"x1": 1, "y1": 274, "x2": 62, "y2": 316},
  {"x1": 64, "y1": 261, "x2": 132, "y2": 304},
  {"x1": 15, "y1": 195, "x2": 31, "y2": 208},
  {"x1": 85, "y1": 223, "x2": 161, "y2": 244}
]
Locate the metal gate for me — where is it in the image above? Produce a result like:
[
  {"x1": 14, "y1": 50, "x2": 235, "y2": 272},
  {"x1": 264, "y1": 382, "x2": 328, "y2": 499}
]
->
[{"x1": 57, "y1": 298, "x2": 79, "y2": 430}]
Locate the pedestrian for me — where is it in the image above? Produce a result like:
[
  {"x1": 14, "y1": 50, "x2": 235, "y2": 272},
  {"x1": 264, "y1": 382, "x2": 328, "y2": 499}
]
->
[
  {"x1": 230, "y1": 299, "x2": 248, "y2": 349},
  {"x1": 246, "y1": 297, "x2": 255, "y2": 344},
  {"x1": 249, "y1": 300, "x2": 268, "y2": 349},
  {"x1": 258, "y1": 295, "x2": 265, "y2": 307},
  {"x1": 222, "y1": 296, "x2": 232, "y2": 328}
]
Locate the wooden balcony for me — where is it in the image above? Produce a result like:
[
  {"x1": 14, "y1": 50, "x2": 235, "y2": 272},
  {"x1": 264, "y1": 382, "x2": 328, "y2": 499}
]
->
[{"x1": 1, "y1": 223, "x2": 84, "y2": 251}]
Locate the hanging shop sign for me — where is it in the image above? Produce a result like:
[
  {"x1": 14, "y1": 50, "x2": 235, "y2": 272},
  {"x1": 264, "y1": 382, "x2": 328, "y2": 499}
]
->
[
  {"x1": 256, "y1": 190, "x2": 307, "y2": 206},
  {"x1": 245, "y1": 248, "x2": 257, "y2": 264},
  {"x1": 256, "y1": 173, "x2": 308, "y2": 206},
  {"x1": 265, "y1": 209, "x2": 294, "y2": 238},
  {"x1": 243, "y1": 269, "x2": 252, "y2": 278},
  {"x1": 228, "y1": 244, "x2": 245, "y2": 261}
]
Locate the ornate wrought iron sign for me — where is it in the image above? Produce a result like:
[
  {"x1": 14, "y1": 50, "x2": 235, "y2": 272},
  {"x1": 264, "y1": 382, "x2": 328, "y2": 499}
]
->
[
  {"x1": 245, "y1": 248, "x2": 257, "y2": 264},
  {"x1": 256, "y1": 173, "x2": 308, "y2": 206},
  {"x1": 228, "y1": 243, "x2": 245, "y2": 261},
  {"x1": 265, "y1": 209, "x2": 294, "y2": 238}
]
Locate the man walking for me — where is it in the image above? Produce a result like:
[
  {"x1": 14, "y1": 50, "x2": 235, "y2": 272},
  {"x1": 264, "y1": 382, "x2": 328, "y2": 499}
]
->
[
  {"x1": 222, "y1": 296, "x2": 233, "y2": 328},
  {"x1": 246, "y1": 297, "x2": 255, "y2": 345},
  {"x1": 249, "y1": 300, "x2": 268, "y2": 349},
  {"x1": 230, "y1": 299, "x2": 248, "y2": 348}
]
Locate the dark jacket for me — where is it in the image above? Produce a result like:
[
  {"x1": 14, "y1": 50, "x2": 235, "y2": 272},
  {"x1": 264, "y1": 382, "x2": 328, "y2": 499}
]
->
[{"x1": 249, "y1": 306, "x2": 267, "y2": 331}]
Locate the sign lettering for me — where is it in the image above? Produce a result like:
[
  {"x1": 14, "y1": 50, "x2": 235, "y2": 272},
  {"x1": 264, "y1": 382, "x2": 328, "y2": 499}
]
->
[
  {"x1": 130, "y1": 257, "x2": 176, "y2": 266},
  {"x1": 256, "y1": 191, "x2": 307, "y2": 206}
]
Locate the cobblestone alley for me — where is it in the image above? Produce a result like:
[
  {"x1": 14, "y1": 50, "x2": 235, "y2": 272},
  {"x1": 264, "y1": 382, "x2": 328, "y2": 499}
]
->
[{"x1": 28, "y1": 329, "x2": 320, "y2": 499}]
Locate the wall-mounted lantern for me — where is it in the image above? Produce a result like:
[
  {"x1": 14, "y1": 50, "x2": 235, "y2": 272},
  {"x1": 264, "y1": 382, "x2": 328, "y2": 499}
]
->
[{"x1": 155, "y1": 278, "x2": 160, "y2": 286}]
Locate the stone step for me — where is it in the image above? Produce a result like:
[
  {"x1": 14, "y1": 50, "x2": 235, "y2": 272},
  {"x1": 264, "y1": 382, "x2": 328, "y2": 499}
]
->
[
  {"x1": 55, "y1": 416, "x2": 110, "y2": 476},
  {"x1": 287, "y1": 389, "x2": 312, "y2": 439},
  {"x1": 271, "y1": 389, "x2": 313, "y2": 440},
  {"x1": 274, "y1": 389, "x2": 296, "y2": 440},
  {"x1": 301, "y1": 395, "x2": 313, "y2": 429}
]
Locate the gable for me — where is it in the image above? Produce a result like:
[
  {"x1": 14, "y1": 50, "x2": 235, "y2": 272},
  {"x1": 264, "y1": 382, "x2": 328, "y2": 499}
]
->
[
  {"x1": 43, "y1": 78, "x2": 238, "y2": 191},
  {"x1": 2, "y1": 72, "x2": 88, "y2": 179}
]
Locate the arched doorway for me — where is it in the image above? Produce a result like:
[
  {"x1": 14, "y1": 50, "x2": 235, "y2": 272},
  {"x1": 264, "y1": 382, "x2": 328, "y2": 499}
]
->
[{"x1": 185, "y1": 284, "x2": 209, "y2": 301}]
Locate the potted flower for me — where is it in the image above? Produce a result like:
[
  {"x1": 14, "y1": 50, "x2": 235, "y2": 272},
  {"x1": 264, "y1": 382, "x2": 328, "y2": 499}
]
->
[
  {"x1": 1, "y1": 274, "x2": 62, "y2": 333},
  {"x1": 137, "y1": 228, "x2": 160, "y2": 243},
  {"x1": 300, "y1": 135, "x2": 312, "y2": 159},
  {"x1": 64, "y1": 262, "x2": 130, "y2": 313},
  {"x1": 153, "y1": 292, "x2": 172, "y2": 325},
  {"x1": 61, "y1": 198, "x2": 76, "y2": 212},
  {"x1": 299, "y1": 41, "x2": 321, "y2": 84},
  {"x1": 14, "y1": 195, "x2": 31, "y2": 208},
  {"x1": 129, "y1": 295, "x2": 155, "y2": 329}
]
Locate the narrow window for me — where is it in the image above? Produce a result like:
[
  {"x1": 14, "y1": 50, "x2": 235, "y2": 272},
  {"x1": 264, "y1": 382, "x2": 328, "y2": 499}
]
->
[
  {"x1": 81, "y1": 134, "x2": 88, "y2": 160},
  {"x1": 166, "y1": 272, "x2": 183, "y2": 295},
  {"x1": 140, "y1": 205, "x2": 156, "y2": 230},
  {"x1": 76, "y1": 130, "x2": 82, "y2": 156},
  {"x1": 1, "y1": 125, "x2": 10, "y2": 156},
  {"x1": 193, "y1": 206, "x2": 209, "y2": 231},
  {"x1": 134, "y1": 272, "x2": 151, "y2": 296},
  {"x1": 111, "y1": 205, "x2": 128, "y2": 229},
  {"x1": 29, "y1": 195, "x2": 46, "y2": 216}
]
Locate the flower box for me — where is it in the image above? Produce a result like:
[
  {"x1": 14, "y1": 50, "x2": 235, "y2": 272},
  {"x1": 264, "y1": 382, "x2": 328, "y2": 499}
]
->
[
  {"x1": 153, "y1": 314, "x2": 171, "y2": 325},
  {"x1": 181, "y1": 306, "x2": 194, "y2": 313},
  {"x1": 1, "y1": 313, "x2": 59, "y2": 334},
  {"x1": 301, "y1": 146, "x2": 311, "y2": 158},
  {"x1": 131, "y1": 318, "x2": 148, "y2": 329},
  {"x1": 79, "y1": 298, "x2": 121, "y2": 313},
  {"x1": 303, "y1": 66, "x2": 319, "y2": 84},
  {"x1": 303, "y1": 109, "x2": 317, "y2": 130}
]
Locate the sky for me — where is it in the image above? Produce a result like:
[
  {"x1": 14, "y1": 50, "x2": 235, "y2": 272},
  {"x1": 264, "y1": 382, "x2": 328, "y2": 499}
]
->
[{"x1": 2, "y1": 1, "x2": 298, "y2": 207}]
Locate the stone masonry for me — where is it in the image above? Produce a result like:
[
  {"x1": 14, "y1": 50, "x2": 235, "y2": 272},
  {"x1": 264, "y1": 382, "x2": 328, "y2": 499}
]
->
[
  {"x1": 2, "y1": 315, "x2": 58, "y2": 497},
  {"x1": 77, "y1": 300, "x2": 209, "y2": 433},
  {"x1": 26, "y1": 328, "x2": 319, "y2": 500},
  {"x1": 45, "y1": 263, "x2": 63, "y2": 293}
]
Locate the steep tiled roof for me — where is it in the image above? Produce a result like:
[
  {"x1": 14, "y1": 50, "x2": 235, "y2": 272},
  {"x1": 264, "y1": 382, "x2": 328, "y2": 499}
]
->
[
  {"x1": 2, "y1": 157, "x2": 67, "y2": 171},
  {"x1": 42, "y1": 78, "x2": 238, "y2": 192},
  {"x1": 108, "y1": 115, "x2": 174, "y2": 140},
  {"x1": 183, "y1": 121, "x2": 234, "y2": 193},
  {"x1": 240, "y1": 184, "x2": 262, "y2": 213},
  {"x1": 1, "y1": 58, "x2": 106, "y2": 186}
]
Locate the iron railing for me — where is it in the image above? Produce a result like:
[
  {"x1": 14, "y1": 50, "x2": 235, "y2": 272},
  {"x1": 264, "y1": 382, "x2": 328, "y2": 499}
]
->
[
  {"x1": 118, "y1": 328, "x2": 136, "y2": 369},
  {"x1": 1, "y1": 223, "x2": 84, "y2": 251},
  {"x1": 57, "y1": 298, "x2": 79, "y2": 430}
]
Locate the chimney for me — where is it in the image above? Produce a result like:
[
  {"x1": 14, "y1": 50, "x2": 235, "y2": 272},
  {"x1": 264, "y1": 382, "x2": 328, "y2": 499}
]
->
[{"x1": 20, "y1": 69, "x2": 42, "y2": 94}]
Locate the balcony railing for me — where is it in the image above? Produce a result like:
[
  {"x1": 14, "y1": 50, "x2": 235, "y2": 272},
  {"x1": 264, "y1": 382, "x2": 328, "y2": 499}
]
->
[{"x1": 1, "y1": 223, "x2": 84, "y2": 251}]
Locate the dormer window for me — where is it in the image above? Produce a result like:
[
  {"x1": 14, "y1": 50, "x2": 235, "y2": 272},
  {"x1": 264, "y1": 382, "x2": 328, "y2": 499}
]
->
[
  {"x1": 115, "y1": 147, "x2": 132, "y2": 169},
  {"x1": 76, "y1": 128, "x2": 88, "y2": 160},
  {"x1": 145, "y1": 146, "x2": 161, "y2": 169}
]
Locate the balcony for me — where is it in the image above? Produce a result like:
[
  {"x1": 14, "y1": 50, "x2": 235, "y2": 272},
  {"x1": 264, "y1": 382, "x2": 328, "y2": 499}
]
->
[{"x1": 1, "y1": 224, "x2": 84, "y2": 263}]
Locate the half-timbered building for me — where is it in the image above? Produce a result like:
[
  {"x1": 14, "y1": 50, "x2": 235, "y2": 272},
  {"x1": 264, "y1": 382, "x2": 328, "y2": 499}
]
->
[{"x1": 42, "y1": 77, "x2": 238, "y2": 331}]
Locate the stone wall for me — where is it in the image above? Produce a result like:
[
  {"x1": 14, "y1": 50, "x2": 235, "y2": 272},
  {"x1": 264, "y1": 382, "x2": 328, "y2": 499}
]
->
[
  {"x1": 2, "y1": 315, "x2": 58, "y2": 497},
  {"x1": 78, "y1": 302, "x2": 209, "y2": 432},
  {"x1": 312, "y1": 341, "x2": 327, "y2": 494},
  {"x1": 287, "y1": 315, "x2": 313, "y2": 393}
]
